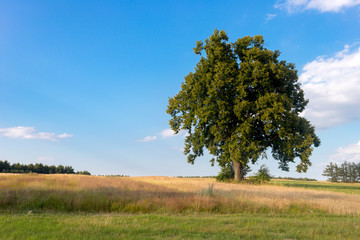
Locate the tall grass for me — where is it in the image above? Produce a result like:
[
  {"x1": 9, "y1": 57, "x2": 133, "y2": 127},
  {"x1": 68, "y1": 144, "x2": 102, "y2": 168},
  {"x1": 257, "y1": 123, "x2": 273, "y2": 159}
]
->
[{"x1": 1, "y1": 174, "x2": 360, "y2": 215}]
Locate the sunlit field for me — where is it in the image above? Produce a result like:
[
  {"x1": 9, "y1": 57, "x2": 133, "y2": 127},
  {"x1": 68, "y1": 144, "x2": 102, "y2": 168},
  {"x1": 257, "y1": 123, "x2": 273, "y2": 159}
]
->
[
  {"x1": 271, "y1": 179, "x2": 360, "y2": 195},
  {"x1": 1, "y1": 174, "x2": 360, "y2": 215},
  {"x1": 1, "y1": 174, "x2": 360, "y2": 239}
]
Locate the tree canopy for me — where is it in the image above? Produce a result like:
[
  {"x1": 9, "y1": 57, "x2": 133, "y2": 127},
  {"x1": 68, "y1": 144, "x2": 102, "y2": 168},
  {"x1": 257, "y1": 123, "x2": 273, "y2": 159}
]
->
[{"x1": 166, "y1": 29, "x2": 320, "y2": 180}]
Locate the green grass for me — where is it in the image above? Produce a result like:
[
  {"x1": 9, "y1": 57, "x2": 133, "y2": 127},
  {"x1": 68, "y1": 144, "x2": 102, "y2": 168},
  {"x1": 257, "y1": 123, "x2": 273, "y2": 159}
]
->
[
  {"x1": 1, "y1": 213, "x2": 360, "y2": 240},
  {"x1": 2, "y1": 175, "x2": 360, "y2": 215},
  {"x1": 2, "y1": 174, "x2": 360, "y2": 239},
  {"x1": 271, "y1": 180, "x2": 360, "y2": 195}
]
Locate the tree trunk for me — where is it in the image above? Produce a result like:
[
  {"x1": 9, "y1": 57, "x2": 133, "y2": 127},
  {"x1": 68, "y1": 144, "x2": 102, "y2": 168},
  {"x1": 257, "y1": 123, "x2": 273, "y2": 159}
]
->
[{"x1": 232, "y1": 160, "x2": 244, "y2": 181}]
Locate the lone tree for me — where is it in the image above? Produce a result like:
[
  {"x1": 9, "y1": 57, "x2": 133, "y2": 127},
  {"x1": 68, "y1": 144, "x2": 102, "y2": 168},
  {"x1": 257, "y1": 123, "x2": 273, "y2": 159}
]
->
[{"x1": 166, "y1": 29, "x2": 320, "y2": 180}]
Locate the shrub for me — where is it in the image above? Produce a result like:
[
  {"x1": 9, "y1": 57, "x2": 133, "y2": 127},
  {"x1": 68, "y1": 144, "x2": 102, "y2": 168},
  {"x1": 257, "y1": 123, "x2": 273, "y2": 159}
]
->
[
  {"x1": 216, "y1": 163, "x2": 234, "y2": 182},
  {"x1": 216, "y1": 162, "x2": 252, "y2": 182},
  {"x1": 249, "y1": 165, "x2": 271, "y2": 184}
]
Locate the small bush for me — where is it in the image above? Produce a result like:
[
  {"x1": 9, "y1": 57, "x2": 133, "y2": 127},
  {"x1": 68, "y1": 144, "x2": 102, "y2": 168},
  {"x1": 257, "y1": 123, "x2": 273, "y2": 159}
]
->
[
  {"x1": 216, "y1": 164, "x2": 234, "y2": 182},
  {"x1": 76, "y1": 171, "x2": 91, "y2": 175},
  {"x1": 216, "y1": 162, "x2": 251, "y2": 182},
  {"x1": 249, "y1": 165, "x2": 271, "y2": 184}
]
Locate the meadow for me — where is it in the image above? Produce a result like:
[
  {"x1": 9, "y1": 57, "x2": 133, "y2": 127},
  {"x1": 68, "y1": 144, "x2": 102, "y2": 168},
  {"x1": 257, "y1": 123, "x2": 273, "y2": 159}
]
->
[
  {"x1": 1, "y1": 174, "x2": 360, "y2": 239},
  {"x1": 271, "y1": 179, "x2": 360, "y2": 195}
]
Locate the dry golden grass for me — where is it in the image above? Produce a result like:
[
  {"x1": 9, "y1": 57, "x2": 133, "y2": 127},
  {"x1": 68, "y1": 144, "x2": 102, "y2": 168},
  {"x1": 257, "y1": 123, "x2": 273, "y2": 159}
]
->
[
  {"x1": 130, "y1": 176, "x2": 360, "y2": 215},
  {"x1": 1, "y1": 174, "x2": 360, "y2": 215}
]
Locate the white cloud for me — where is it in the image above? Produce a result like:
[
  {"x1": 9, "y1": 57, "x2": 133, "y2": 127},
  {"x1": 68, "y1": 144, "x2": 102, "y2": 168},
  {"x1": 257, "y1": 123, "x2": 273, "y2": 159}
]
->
[
  {"x1": 275, "y1": 0, "x2": 360, "y2": 12},
  {"x1": 57, "y1": 133, "x2": 73, "y2": 139},
  {"x1": 0, "y1": 126, "x2": 73, "y2": 141},
  {"x1": 160, "y1": 129, "x2": 176, "y2": 138},
  {"x1": 138, "y1": 128, "x2": 186, "y2": 143},
  {"x1": 330, "y1": 141, "x2": 360, "y2": 163},
  {"x1": 160, "y1": 128, "x2": 188, "y2": 138},
  {"x1": 137, "y1": 136, "x2": 157, "y2": 142},
  {"x1": 299, "y1": 44, "x2": 360, "y2": 129},
  {"x1": 265, "y1": 13, "x2": 277, "y2": 21}
]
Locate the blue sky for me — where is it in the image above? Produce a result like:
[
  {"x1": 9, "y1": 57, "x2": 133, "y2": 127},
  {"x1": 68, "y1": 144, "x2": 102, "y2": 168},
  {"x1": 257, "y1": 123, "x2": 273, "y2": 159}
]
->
[{"x1": 1, "y1": 0, "x2": 360, "y2": 179}]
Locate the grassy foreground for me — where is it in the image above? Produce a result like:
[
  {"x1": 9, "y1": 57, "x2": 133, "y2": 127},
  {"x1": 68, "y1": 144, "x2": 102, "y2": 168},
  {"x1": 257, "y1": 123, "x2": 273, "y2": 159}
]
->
[
  {"x1": 1, "y1": 213, "x2": 360, "y2": 240},
  {"x1": 1, "y1": 174, "x2": 360, "y2": 239}
]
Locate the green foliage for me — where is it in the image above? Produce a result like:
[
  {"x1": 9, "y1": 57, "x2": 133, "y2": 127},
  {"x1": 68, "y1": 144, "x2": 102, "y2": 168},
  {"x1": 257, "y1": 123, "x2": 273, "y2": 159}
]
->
[
  {"x1": 273, "y1": 177, "x2": 317, "y2": 181},
  {"x1": 323, "y1": 161, "x2": 360, "y2": 183},
  {"x1": 249, "y1": 165, "x2": 272, "y2": 184},
  {"x1": 167, "y1": 29, "x2": 320, "y2": 180},
  {"x1": 216, "y1": 163, "x2": 234, "y2": 182},
  {"x1": 216, "y1": 161, "x2": 250, "y2": 182},
  {"x1": 76, "y1": 171, "x2": 91, "y2": 175},
  {"x1": 0, "y1": 160, "x2": 90, "y2": 175}
]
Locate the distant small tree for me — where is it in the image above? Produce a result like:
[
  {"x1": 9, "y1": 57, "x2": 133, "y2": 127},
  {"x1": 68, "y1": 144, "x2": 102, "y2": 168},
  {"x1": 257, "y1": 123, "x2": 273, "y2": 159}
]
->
[
  {"x1": 34, "y1": 163, "x2": 44, "y2": 174},
  {"x1": 356, "y1": 164, "x2": 360, "y2": 183},
  {"x1": 339, "y1": 162, "x2": 349, "y2": 183},
  {"x1": 56, "y1": 165, "x2": 65, "y2": 174},
  {"x1": 349, "y1": 162, "x2": 357, "y2": 183},
  {"x1": 11, "y1": 163, "x2": 22, "y2": 173},
  {"x1": 42, "y1": 165, "x2": 50, "y2": 174},
  {"x1": 64, "y1": 166, "x2": 75, "y2": 174},
  {"x1": 76, "y1": 170, "x2": 91, "y2": 175},
  {"x1": 251, "y1": 165, "x2": 271, "y2": 183},
  {"x1": 28, "y1": 163, "x2": 34, "y2": 173},
  {"x1": 322, "y1": 162, "x2": 339, "y2": 182},
  {"x1": 0, "y1": 160, "x2": 11, "y2": 172},
  {"x1": 49, "y1": 165, "x2": 57, "y2": 174}
]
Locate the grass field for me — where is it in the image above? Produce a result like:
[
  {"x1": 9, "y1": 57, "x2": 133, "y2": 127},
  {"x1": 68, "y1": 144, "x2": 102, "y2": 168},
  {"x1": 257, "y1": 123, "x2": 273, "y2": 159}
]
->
[
  {"x1": 271, "y1": 179, "x2": 360, "y2": 195},
  {"x1": 1, "y1": 174, "x2": 360, "y2": 239},
  {"x1": 1, "y1": 213, "x2": 360, "y2": 239}
]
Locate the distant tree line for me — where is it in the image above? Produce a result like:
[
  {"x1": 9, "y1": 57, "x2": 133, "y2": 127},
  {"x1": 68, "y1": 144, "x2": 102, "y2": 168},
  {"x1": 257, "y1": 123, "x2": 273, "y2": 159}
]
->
[
  {"x1": 323, "y1": 161, "x2": 360, "y2": 183},
  {"x1": 272, "y1": 177, "x2": 317, "y2": 181},
  {"x1": 0, "y1": 160, "x2": 91, "y2": 175}
]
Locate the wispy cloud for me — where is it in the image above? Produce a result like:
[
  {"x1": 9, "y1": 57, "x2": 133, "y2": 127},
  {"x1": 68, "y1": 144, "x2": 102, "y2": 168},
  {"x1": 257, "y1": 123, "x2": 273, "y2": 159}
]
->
[
  {"x1": 0, "y1": 126, "x2": 73, "y2": 141},
  {"x1": 138, "y1": 128, "x2": 186, "y2": 145},
  {"x1": 160, "y1": 129, "x2": 176, "y2": 138},
  {"x1": 137, "y1": 136, "x2": 157, "y2": 142},
  {"x1": 275, "y1": 0, "x2": 360, "y2": 12},
  {"x1": 300, "y1": 44, "x2": 360, "y2": 129},
  {"x1": 329, "y1": 141, "x2": 360, "y2": 163},
  {"x1": 265, "y1": 13, "x2": 277, "y2": 21}
]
